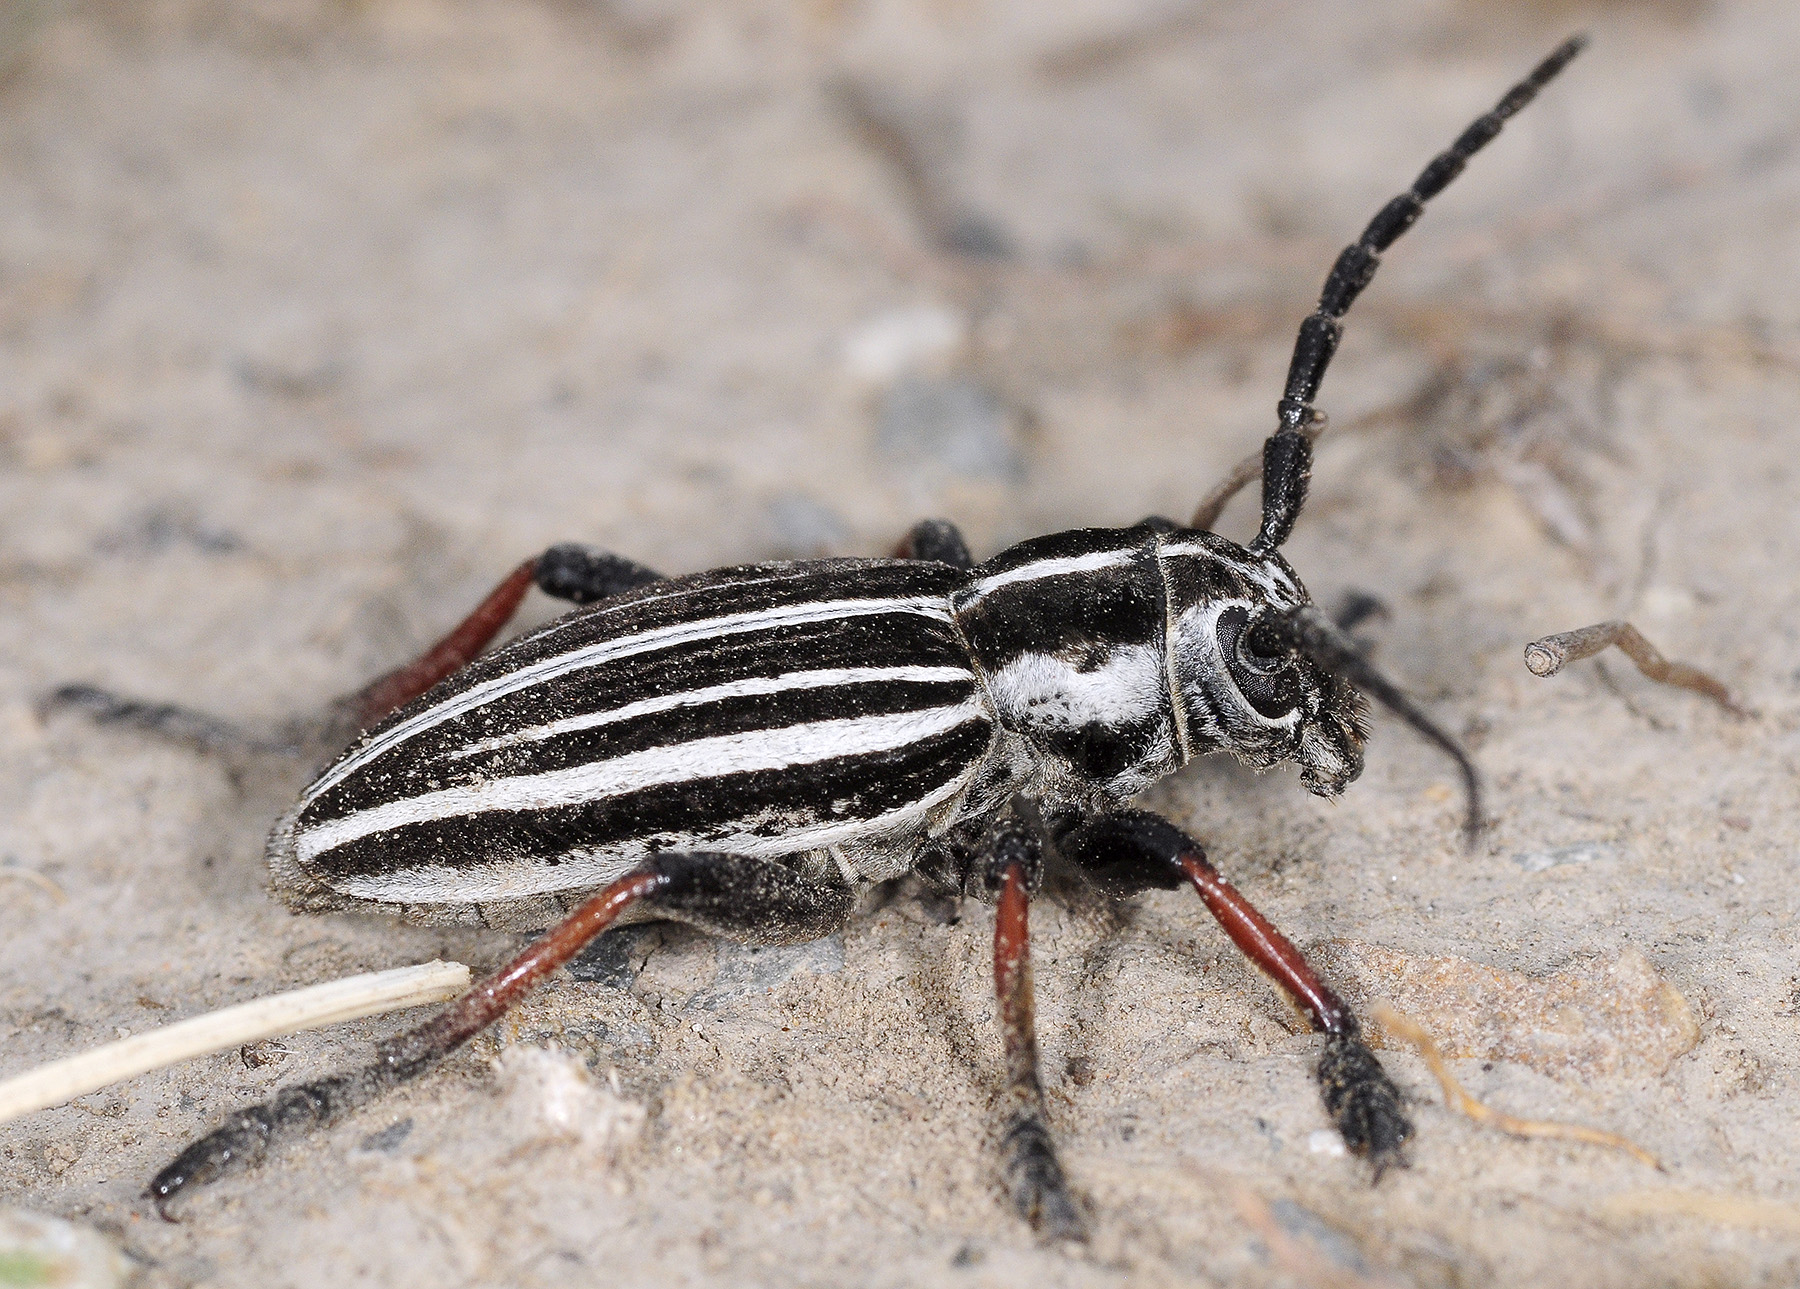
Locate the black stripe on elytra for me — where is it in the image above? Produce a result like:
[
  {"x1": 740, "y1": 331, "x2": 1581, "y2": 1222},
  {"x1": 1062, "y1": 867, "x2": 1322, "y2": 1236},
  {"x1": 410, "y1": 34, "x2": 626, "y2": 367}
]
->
[
  {"x1": 301, "y1": 676, "x2": 976, "y2": 827},
  {"x1": 304, "y1": 610, "x2": 976, "y2": 824},
  {"x1": 387, "y1": 557, "x2": 968, "y2": 711},
  {"x1": 308, "y1": 716, "x2": 996, "y2": 884}
]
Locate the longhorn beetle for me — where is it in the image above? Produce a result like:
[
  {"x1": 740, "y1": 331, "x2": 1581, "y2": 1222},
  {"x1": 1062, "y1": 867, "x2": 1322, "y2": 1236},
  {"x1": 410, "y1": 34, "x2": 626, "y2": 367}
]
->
[{"x1": 54, "y1": 37, "x2": 1586, "y2": 1239}]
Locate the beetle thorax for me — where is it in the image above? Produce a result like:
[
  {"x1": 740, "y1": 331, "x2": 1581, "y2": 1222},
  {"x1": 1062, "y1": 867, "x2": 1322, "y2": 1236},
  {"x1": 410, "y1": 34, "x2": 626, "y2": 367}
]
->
[{"x1": 952, "y1": 525, "x2": 1365, "y2": 812}]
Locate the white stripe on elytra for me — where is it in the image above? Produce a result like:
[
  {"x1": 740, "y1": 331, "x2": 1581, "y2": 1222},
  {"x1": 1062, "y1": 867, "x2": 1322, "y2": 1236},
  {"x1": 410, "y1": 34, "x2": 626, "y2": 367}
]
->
[
  {"x1": 296, "y1": 697, "x2": 990, "y2": 862},
  {"x1": 301, "y1": 594, "x2": 954, "y2": 808},
  {"x1": 444, "y1": 664, "x2": 975, "y2": 760},
  {"x1": 324, "y1": 758, "x2": 987, "y2": 904},
  {"x1": 957, "y1": 547, "x2": 1137, "y2": 606}
]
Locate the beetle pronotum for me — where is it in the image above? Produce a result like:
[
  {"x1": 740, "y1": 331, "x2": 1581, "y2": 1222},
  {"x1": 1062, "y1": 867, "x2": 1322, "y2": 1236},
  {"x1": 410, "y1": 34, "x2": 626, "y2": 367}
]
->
[{"x1": 51, "y1": 36, "x2": 1587, "y2": 1239}]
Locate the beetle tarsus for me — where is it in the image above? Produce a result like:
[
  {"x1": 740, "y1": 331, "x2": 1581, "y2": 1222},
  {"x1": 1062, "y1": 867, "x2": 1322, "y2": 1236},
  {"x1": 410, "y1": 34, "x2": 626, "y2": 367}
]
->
[
  {"x1": 1317, "y1": 1029, "x2": 1414, "y2": 1180},
  {"x1": 41, "y1": 683, "x2": 281, "y2": 756},
  {"x1": 1001, "y1": 1107, "x2": 1088, "y2": 1242},
  {"x1": 148, "y1": 1069, "x2": 384, "y2": 1218}
]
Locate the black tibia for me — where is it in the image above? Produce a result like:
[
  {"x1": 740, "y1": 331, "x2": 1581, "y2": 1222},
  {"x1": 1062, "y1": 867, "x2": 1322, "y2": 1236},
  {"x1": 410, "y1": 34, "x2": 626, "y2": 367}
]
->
[
  {"x1": 532, "y1": 542, "x2": 665, "y2": 604},
  {"x1": 1058, "y1": 809, "x2": 1412, "y2": 1177},
  {"x1": 1251, "y1": 34, "x2": 1587, "y2": 555},
  {"x1": 985, "y1": 806, "x2": 1086, "y2": 1241},
  {"x1": 894, "y1": 518, "x2": 974, "y2": 570},
  {"x1": 146, "y1": 853, "x2": 854, "y2": 1216}
]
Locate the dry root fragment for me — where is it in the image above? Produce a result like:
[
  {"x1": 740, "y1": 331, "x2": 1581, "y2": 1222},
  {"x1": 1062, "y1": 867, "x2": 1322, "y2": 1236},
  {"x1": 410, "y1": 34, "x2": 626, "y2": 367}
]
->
[
  {"x1": 1317, "y1": 942, "x2": 1699, "y2": 1081},
  {"x1": 0, "y1": 866, "x2": 66, "y2": 904},
  {"x1": 1524, "y1": 620, "x2": 1748, "y2": 716},
  {"x1": 1371, "y1": 1001, "x2": 1660, "y2": 1169}
]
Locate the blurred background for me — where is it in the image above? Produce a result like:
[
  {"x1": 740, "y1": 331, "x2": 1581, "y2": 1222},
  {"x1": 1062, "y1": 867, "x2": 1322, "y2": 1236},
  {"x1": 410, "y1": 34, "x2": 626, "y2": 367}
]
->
[{"x1": 4, "y1": 0, "x2": 1793, "y2": 703}]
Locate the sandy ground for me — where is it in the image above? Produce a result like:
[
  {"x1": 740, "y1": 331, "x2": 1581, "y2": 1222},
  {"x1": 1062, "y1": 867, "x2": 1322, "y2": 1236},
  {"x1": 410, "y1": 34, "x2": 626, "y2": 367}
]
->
[{"x1": 2, "y1": 1, "x2": 1799, "y2": 1285}]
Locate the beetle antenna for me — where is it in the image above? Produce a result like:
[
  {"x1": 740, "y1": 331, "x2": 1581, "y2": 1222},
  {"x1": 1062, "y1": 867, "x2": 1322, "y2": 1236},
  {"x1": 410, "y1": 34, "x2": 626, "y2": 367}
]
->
[
  {"x1": 1250, "y1": 34, "x2": 1588, "y2": 554},
  {"x1": 1279, "y1": 606, "x2": 1484, "y2": 848}
]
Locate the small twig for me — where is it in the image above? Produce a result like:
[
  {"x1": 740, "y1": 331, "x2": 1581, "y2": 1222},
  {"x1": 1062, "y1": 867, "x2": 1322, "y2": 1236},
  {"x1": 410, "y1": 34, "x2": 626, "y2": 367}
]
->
[
  {"x1": 0, "y1": 961, "x2": 472, "y2": 1123},
  {"x1": 1523, "y1": 620, "x2": 1748, "y2": 716},
  {"x1": 1190, "y1": 410, "x2": 1328, "y2": 533},
  {"x1": 1370, "y1": 1001, "x2": 1661, "y2": 1169},
  {"x1": 0, "y1": 864, "x2": 67, "y2": 904}
]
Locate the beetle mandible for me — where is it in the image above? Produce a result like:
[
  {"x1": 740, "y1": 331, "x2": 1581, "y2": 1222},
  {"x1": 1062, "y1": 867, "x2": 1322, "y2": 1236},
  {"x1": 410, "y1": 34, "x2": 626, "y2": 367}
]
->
[{"x1": 58, "y1": 36, "x2": 1587, "y2": 1239}]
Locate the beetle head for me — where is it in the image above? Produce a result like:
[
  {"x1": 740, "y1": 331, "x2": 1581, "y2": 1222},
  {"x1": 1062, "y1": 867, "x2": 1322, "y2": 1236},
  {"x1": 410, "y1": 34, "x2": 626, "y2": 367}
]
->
[
  {"x1": 1161, "y1": 534, "x2": 1366, "y2": 797},
  {"x1": 1159, "y1": 529, "x2": 1480, "y2": 842}
]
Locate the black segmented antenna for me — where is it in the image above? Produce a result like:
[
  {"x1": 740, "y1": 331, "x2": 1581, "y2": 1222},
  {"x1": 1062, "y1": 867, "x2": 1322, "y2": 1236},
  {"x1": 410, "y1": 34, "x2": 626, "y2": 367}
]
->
[{"x1": 1251, "y1": 34, "x2": 1589, "y2": 555}]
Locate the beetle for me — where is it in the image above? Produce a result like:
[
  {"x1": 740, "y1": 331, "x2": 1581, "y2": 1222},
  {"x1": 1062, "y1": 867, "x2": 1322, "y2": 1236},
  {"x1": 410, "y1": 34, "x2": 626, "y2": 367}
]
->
[{"x1": 53, "y1": 36, "x2": 1586, "y2": 1240}]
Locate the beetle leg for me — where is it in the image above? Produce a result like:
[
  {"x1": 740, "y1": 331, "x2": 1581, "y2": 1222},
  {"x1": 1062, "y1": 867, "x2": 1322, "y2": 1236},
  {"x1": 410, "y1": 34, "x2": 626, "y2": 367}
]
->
[
  {"x1": 893, "y1": 518, "x2": 973, "y2": 569},
  {"x1": 38, "y1": 684, "x2": 272, "y2": 756},
  {"x1": 341, "y1": 544, "x2": 665, "y2": 731},
  {"x1": 1058, "y1": 810, "x2": 1412, "y2": 1176},
  {"x1": 978, "y1": 808, "x2": 1087, "y2": 1242},
  {"x1": 146, "y1": 853, "x2": 851, "y2": 1218},
  {"x1": 335, "y1": 558, "x2": 539, "y2": 730},
  {"x1": 44, "y1": 544, "x2": 667, "y2": 755}
]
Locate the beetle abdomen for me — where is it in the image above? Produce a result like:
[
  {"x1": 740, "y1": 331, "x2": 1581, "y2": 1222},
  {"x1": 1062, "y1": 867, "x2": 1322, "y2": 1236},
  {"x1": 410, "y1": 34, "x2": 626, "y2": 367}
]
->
[{"x1": 271, "y1": 559, "x2": 999, "y2": 923}]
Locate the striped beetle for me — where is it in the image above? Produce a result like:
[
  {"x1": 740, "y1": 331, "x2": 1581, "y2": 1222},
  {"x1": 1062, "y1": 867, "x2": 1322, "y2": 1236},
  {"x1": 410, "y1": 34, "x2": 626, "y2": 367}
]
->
[{"x1": 59, "y1": 37, "x2": 1584, "y2": 1239}]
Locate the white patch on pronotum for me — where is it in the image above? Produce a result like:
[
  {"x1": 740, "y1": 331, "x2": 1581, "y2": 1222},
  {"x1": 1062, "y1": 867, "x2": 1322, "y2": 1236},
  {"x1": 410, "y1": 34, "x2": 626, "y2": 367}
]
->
[{"x1": 987, "y1": 643, "x2": 1167, "y2": 733}]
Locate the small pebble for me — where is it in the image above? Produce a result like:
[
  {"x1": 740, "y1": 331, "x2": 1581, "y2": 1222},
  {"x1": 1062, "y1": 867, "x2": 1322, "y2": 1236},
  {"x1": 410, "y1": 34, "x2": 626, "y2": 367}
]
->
[
  {"x1": 494, "y1": 1048, "x2": 645, "y2": 1153},
  {"x1": 1305, "y1": 1129, "x2": 1347, "y2": 1157},
  {"x1": 1511, "y1": 841, "x2": 1616, "y2": 873},
  {"x1": 0, "y1": 1208, "x2": 133, "y2": 1289},
  {"x1": 841, "y1": 306, "x2": 965, "y2": 384}
]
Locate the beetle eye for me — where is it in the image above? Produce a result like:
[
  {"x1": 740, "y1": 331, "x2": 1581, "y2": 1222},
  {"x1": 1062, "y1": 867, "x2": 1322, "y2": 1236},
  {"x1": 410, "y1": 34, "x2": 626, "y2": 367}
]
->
[
  {"x1": 1215, "y1": 606, "x2": 1300, "y2": 718},
  {"x1": 1239, "y1": 619, "x2": 1288, "y2": 672}
]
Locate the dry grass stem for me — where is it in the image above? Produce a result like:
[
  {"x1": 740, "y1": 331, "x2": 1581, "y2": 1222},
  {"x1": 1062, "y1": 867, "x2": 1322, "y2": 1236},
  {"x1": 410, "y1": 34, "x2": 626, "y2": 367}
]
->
[
  {"x1": 1600, "y1": 1188, "x2": 1800, "y2": 1233},
  {"x1": 0, "y1": 961, "x2": 471, "y2": 1123}
]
